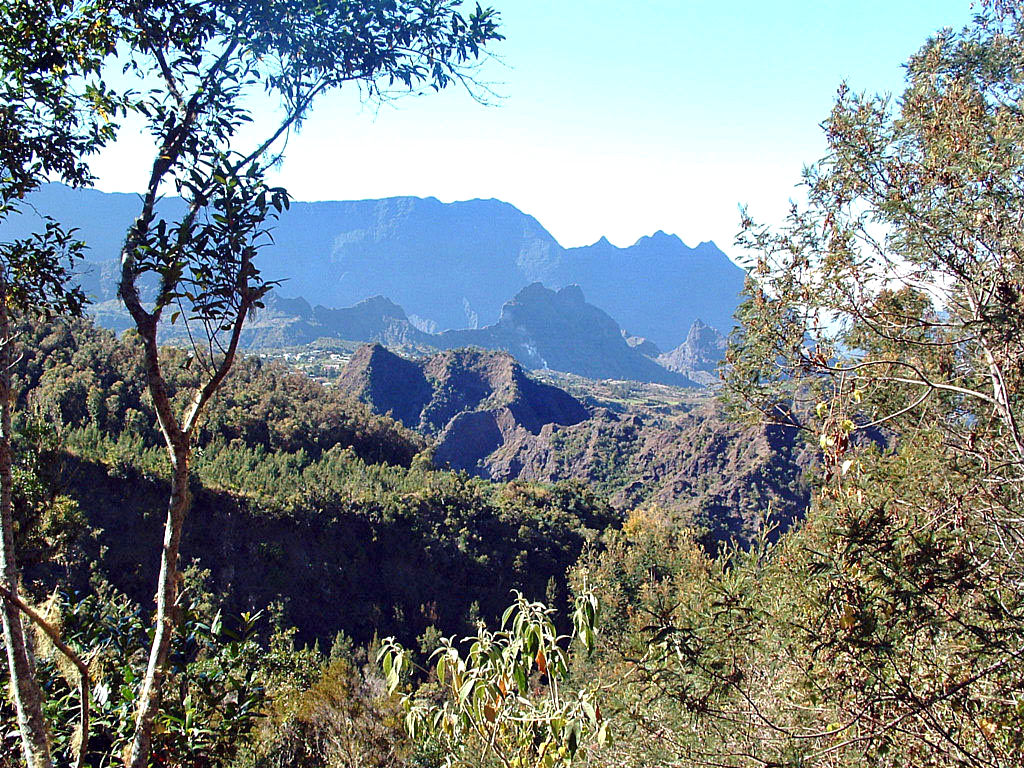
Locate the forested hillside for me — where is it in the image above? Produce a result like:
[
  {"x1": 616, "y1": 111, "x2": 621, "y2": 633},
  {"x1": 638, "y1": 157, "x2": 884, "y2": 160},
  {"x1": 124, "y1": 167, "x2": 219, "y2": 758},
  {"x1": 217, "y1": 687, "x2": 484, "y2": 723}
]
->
[
  {"x1": 9, "y1": 319, "x2": 616, "y2": 646},
  {"x1": 331, "y1": 343, "x2": 811, "y2": 547}
]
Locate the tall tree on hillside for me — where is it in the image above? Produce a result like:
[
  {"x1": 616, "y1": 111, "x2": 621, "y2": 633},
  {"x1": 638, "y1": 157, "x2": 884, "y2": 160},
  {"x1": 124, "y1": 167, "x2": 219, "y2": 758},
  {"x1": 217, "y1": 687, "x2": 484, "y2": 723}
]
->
[
  {"x1": 0, "y1": 3, "x2": 120, "y2": 767},
  {"x1": 717, "y1": 0, "x2": 1024, "y2": 763},
  {"x1": 112, "y1": 2, "x2": 502, "y2": 766}
]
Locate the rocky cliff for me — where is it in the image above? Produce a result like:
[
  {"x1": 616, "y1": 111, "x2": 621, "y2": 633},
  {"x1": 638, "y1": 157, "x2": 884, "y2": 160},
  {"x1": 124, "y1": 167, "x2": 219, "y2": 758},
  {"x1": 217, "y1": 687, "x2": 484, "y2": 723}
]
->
[
  {"x1": 437, "y1": 284, "x2": 694, "y2": 385},
  {"x1": 335, "y1": 345, "x2": 590, "y2": 472}
]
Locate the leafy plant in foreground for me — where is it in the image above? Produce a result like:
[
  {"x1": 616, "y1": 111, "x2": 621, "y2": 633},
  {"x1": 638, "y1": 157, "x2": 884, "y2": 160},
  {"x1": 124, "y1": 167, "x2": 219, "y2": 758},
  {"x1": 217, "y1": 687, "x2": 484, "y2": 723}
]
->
[{"x1": 379, "y1": 592, "x2": 605, "y2": 768}]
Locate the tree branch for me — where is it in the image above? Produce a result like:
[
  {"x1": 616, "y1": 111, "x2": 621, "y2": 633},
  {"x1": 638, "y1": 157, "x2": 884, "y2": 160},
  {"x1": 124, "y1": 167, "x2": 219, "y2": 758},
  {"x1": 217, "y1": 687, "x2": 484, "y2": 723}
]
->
[{"x1": 0, "y1": 584, "x2": 91, "y2": 768}]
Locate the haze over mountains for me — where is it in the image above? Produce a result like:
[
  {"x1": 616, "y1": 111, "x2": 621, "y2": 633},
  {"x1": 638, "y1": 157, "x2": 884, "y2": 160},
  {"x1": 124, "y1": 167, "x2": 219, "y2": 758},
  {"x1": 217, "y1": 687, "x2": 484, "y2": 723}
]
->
[
  {"x1": 232, "y1": 284, "x2": 697, "y2": 385},
  {"x1": 4, "y1": 184, "x2": 746, "y2": 354},
  {"x1": 437, "y1": 284, "x2": 692, "y2": 385}
]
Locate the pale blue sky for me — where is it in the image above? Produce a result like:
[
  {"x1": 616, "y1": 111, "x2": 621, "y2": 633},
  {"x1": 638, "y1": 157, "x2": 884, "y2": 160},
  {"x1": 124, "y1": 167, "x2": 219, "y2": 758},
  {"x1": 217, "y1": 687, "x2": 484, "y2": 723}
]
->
[{"x1": 92, "y1": 0, "x2": 976, "y2": 254}]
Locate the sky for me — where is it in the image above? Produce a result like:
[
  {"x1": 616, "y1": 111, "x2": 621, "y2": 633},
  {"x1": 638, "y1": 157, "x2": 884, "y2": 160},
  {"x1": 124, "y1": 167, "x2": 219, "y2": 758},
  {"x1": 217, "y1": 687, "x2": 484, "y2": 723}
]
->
[{"x1": 90, "y1": 0, "x2": 978, "y2": 256}]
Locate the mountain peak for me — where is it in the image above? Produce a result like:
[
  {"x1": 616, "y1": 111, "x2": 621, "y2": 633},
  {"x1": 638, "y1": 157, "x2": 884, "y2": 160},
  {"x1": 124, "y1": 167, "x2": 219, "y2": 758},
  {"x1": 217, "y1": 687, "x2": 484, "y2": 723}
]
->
[
  {"x1": 510, "y1": 282, "x2": 588, "y2": 309},
  {"x1": 512, "y1": 282, "x2": 552, "y2": 303},
  {"x1": 556, "y1": 284, "x2": 586, "y2": 304},
  {"x1": 335, "y1": 343, "x2": 433, "y2": 429},
  {"x1": 659, "y1": 319, "x2": 728, "y2": 380},
  {"x1": 634, "y1": 230, "x2": 683, "y2": 248},
  {"x1": 349, "y1": 295, "x2": 407, "y2": 315}
]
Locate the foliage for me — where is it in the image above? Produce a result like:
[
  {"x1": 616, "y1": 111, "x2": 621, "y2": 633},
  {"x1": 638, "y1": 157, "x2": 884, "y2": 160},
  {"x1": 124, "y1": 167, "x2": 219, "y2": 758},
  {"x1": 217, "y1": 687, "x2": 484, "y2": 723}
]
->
[
  {"x1": 0, "y1": 3, "x2": 125, "y2": 765},
  {"x1": 379, "y1": 591, "x2": 605, "y2": 768},
  {"x1": 94, "y1": 3, "x2": 504, "y2": 763},
  {"x1": 0, "y1": 573, "x2": 321, "y2": 768},
  {"x1": 235, "y1": 654, "x2": 408, "y2": 768},
  {"x1": 13, "y1": 317, "x2": 616, "y2": 653},
  {"x1": 574, "y1": 489, "x2": 1024, "y2": 767},
  {"x1": 114, "y1": 0, "x2": 503, "y2": 366},
  {"x1": 567, "y1": 510, "x2": 786, "y2": 768},
  {"x1": 15, "y1": 317, "x2": 424, "y2": 469},
  {"x1": 693, "y1": 2, "x2": 1024, "y2": 765},
  {"x1": 0, "y1": 0, "x2": 119, "y2": 201},
  {"x1": 0, "y1": 0, "x2": 122, "y2": 339}
]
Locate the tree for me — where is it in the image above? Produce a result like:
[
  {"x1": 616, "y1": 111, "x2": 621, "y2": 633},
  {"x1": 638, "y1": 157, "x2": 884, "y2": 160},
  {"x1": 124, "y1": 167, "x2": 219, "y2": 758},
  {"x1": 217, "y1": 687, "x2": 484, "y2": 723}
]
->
[
  {"x1": 0, "y1": 3, "x2": 120, "y2": 767},
  {"x1": 718, "y1": 1, "x2": 1024, "y2": 764},
  {"x1": 110, "y1": 2, "x2": 502, "y2": 766}
]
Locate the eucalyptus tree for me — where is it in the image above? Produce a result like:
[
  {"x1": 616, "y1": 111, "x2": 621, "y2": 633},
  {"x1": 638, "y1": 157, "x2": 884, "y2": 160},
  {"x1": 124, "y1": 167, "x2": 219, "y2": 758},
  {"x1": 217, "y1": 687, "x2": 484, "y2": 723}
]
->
[
  {"x1": 110, "y1": 2, "x2": 502, "y2": 766},
  {"x1": 0, "y1": 3, "x2": 121, "y2": 767}
]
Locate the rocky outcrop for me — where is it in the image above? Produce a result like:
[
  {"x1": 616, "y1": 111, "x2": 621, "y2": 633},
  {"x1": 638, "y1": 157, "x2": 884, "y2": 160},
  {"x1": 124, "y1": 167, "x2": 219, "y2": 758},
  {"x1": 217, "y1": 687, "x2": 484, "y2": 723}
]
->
[
  {"x1": 334, "y1": 342, "x2": 810, "y2": 547},
  {"x1": 658, "y1": 319, "x2": 728, "y2": 385},
  {"x1": 481, "y1": 399, "x2": 812, "y2": 549},
  {"x1": 334, "y1": 343, "x2": 433, "y2": 428},
  {"x1": 437, "y1": 284, "x2": 694, "y2": 385},
  {"x1": 623, "y1": 331, "x2": 661, "y2": 358},
  {"x1": 335, "y1": 345, "x2": 589, "y2": 471}
]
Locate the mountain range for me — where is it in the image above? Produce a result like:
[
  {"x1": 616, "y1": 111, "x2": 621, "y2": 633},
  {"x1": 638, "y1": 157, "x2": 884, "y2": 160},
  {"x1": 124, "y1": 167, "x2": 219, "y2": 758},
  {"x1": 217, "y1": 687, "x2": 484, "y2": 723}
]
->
[
  {"x1": 244, "y1": 284, "x2": 700, "y2": 385},
  {"x1": 2, "y1": 184, "x2": 747, "y2": 351}
]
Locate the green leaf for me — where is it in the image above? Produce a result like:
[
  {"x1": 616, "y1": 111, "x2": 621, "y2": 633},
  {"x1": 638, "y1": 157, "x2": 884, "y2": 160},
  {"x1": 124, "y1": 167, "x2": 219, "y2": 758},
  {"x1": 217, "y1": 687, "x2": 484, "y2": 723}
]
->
[
  {"x1": 458, "y1": 677, "x2": 475, "y2": 704},
  {"x1": 582, "y1": 700, "x2": 597, "y2": 724}
]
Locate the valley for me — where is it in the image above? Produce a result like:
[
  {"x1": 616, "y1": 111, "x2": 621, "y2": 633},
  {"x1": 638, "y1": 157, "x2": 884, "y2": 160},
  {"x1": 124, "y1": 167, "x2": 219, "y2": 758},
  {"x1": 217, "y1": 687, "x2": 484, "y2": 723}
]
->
[{"x1": 258, "y1": 339, "x2": 811, "y2": 548}]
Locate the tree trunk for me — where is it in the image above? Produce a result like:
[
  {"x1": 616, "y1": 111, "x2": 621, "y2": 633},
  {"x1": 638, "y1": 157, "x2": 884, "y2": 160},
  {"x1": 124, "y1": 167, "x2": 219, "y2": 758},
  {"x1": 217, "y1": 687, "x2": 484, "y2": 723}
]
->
[
  {"x1": 126, "y1": 448, "x2": 190, "y2": 768},
  {"x1": 0, "y1": 289, "x2": 53, "y2": 768}
]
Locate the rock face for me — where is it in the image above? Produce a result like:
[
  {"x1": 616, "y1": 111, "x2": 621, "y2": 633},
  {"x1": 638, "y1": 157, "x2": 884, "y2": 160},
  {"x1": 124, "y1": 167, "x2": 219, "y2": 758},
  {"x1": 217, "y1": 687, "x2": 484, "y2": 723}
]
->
[
  {"x1": 335, "y1": 345, "x2": 589, "y2": 471},
  {"x1": 437, "y1": 284, "x2": 694, "y2": 385},
  {"x1": 658, "y1": 319, "x2": 728, "y2": 385},
  {"x1": 9, "y1": 184, "x2": 745, "y2": 348},
  {"x1": 241, "y1": 293, "x2": 434, "y2": 349},
  {"x1": 334, "y1": 343, "x2": 434, "y2": 428},
  {"x1": 622, "y1": 331, "x2": 661, "y2": 358},
  {"x1": 481, "y1": 399, "x2": 812, "y2": 548},
  {"x1": 556, "y1": 232, "x2": 744, "y2": 349}
]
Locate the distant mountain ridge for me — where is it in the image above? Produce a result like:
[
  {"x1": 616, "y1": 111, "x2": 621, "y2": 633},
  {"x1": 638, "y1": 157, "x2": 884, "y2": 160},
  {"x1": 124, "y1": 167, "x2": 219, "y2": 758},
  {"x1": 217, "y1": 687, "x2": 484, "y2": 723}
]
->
[
  {"x1": 558, "y1": 232, "x2": 741, "y2": 350},
  {"x1": 436, "y1": 283, "x2": 693, "y2": 385},
  {"x1": 242, "y1": 293, "x2": 435, "y2": 350},
  {"x1": 240, "y1": 284, "x2": 695, "y2": 385},
  {"x1": 3, "y1": 184, "x2": 746, "y2": 350}
]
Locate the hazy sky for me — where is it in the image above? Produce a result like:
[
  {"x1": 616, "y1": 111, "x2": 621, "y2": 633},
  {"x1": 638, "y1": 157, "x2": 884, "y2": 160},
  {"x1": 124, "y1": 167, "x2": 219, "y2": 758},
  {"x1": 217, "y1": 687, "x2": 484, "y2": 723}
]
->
[{"x1": 91, "y1": 0, "x2": 976, "y2": 254}]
